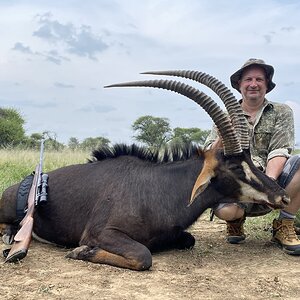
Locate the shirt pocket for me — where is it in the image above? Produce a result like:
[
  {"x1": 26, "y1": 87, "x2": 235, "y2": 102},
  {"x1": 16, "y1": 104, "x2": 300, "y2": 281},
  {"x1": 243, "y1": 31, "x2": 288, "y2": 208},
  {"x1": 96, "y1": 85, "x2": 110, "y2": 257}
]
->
[{"x1": 253, "y1": 130, "x2": 272, "y2": 153}]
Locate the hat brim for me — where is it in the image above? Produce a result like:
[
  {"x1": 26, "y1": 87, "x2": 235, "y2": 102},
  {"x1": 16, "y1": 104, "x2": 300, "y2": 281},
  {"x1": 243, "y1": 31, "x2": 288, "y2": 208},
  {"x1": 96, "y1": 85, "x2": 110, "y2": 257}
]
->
[{"x1": 230, "y1": 63, "x2": 276, "y2": 93}]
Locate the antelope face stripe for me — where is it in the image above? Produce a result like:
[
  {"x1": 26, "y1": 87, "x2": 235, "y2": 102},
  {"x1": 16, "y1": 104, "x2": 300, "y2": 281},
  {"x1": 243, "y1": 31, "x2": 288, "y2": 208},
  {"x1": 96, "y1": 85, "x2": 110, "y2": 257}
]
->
[
  {"x1": 237, "y1": 180, "x2": 270, "y2": 203},
  {"x1": 236, "y1": 161, "x2": 270, "y2": 203},
  {"x1": 241, "y1": 161, "x2": 263, "y2": 186},
  {"x1": 237, "y1": 180, "x2": 287, "y2": 208},
  {"x1": 237, "y1": 161, "x2": 287, "y2": 208}
]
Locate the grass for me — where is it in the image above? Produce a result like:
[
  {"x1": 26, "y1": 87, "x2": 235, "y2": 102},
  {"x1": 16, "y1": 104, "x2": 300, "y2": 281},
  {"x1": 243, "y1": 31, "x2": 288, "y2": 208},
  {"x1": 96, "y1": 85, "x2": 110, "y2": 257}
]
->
[
  {"x1": 244, "y1": 212, "x2": 278, "y2": 240},
  {"x1": 0, "y1": 149, "x2": 89, "y2": 195}
]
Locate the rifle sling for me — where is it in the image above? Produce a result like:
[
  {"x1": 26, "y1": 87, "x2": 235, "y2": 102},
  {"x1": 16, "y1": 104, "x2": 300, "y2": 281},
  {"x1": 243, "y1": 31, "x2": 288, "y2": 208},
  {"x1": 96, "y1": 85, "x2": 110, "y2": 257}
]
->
[{"x1": 15, "y1": 173, "x2": 34, "y2": 224}]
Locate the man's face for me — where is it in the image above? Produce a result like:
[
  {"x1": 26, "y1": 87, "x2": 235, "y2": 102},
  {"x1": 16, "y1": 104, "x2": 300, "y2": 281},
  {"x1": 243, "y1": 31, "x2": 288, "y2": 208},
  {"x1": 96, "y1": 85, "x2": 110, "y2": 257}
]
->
[{"x1": 238, "y1": 66, "x2": 268, "y2": 102}]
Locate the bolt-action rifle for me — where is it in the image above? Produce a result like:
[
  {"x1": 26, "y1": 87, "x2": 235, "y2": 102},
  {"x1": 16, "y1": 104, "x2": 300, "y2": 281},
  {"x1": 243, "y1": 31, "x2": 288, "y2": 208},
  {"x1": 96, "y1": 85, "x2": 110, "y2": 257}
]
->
[{"x1": 5, "y1": 140, "x2": 48, "y2": 263}]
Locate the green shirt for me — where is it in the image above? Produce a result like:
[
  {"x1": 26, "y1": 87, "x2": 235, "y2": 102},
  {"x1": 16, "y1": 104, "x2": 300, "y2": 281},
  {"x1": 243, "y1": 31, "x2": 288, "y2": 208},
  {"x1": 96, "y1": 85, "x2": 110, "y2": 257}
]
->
[{"x1": 204, "y1": 99, "x2": 294, "y2": 171}]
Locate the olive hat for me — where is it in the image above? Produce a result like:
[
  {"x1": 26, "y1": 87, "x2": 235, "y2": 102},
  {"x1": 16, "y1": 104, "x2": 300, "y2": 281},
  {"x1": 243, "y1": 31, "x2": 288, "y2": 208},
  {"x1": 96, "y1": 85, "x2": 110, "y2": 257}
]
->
[{"x1": 230, "y1": 58, "x2": 276, "y2": 93}]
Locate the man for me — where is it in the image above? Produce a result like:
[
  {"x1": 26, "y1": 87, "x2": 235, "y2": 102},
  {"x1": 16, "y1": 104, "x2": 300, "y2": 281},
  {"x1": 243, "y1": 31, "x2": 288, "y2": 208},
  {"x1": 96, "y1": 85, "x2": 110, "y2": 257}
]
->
[{"x1": 204, "y1": 58, "x2": 300, "y2": 255}]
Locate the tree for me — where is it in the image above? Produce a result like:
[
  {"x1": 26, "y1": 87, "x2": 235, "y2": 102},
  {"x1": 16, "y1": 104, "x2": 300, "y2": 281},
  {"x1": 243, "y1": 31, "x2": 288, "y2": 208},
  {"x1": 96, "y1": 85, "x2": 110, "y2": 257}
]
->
[
  {"x1": 68, "y1": 137, "x2": 80, "y2": 151},
  {"x1": 170, "y1": 127, "x2": 210, "y2": 146},
  {"x1": 132, "y1": 115, "x2": 172, "y2": 149},
  {"x1": 41, "y1": 131, "x2": 64, "y2": 151},
  {"x1": 21, "y1": 131, "x2": 64, "y2": 151},
  {"x1": 22, "y1": 133, "x2": 44, "y2": 149},
  {"x1": 80, "y1": 137, "x2": 110, "y2": 151},
  {"x1": 0, "y1": 107, "x2": 26, "y2": 147},
  {"x1": 45, "y1": 138, "x2": 65, "y2": 151}
]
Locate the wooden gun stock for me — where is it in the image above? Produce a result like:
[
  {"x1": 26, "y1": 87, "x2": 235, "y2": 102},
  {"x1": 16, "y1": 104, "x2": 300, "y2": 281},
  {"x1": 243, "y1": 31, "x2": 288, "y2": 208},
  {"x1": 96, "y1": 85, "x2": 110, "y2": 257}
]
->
[{"x1": 4, "y1": 217, "x2": 34, "y2": 262}]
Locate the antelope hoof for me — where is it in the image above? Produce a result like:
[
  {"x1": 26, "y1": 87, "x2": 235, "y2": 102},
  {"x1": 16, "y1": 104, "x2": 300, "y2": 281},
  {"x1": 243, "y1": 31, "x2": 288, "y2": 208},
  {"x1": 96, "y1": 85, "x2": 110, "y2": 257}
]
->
[
  {"x1": 66, "y1": 245, "x2": 89, "y2": 259},
  {"x1": 2, "y1": 234, "x2": 15, "y2": 245}
]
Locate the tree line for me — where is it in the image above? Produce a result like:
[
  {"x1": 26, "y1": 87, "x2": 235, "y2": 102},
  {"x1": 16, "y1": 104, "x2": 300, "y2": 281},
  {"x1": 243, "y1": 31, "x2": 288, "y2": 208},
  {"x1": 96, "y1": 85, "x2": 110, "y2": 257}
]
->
[{"x1": 0, "y1": 107, "x2": 210, "y2": 151}]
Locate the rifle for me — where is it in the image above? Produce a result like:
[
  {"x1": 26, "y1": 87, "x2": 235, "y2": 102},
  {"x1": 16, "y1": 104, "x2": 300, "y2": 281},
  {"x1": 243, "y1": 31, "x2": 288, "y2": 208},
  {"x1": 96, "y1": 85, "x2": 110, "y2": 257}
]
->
[{"x1": 5, "y1": 139, "x2": 48, "y2": 263}]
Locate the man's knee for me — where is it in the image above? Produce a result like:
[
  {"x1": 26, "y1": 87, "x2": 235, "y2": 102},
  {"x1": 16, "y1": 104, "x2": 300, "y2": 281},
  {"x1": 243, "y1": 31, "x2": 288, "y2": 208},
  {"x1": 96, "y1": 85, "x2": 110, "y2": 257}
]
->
[
  {"x1": 214, "y1": 203, "x2": 245, "y2": 221},
  {"x1": 286, "y1": 168, "x2": 300, "y2": 198}
]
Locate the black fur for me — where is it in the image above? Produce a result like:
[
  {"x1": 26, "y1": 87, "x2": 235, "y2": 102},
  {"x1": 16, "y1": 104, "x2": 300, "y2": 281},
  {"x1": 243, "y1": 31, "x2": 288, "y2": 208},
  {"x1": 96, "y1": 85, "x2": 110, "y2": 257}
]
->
[{"x1": 90, "y1": 142, "x2": 202, "y2": 164}]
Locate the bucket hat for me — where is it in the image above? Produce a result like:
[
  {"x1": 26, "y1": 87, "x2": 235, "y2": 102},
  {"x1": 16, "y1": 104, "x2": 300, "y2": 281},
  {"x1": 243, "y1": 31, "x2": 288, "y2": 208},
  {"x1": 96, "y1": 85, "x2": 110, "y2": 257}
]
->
[{"x1": 230, "y1": 58, "x2": 276, "y2": 93}]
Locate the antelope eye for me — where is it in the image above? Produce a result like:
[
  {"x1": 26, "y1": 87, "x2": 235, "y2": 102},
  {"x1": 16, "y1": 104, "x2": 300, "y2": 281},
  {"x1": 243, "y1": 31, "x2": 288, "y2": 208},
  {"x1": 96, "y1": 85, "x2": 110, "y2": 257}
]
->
[
  {"x1": 229, "y1": 164, "x2": 238, "y2": 170},
  {"x1": 226, "y1": 163, "x2": 245, "y2": 178},
  {"x1": 226, "y1": 163, "x2": 240, "y2": 172}
]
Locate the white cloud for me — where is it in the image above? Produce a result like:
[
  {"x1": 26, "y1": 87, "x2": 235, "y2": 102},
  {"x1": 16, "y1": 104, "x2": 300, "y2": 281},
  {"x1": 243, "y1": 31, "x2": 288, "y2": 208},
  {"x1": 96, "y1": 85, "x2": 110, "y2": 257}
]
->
[
  {"x1": 33, "y1": 13, "x2": 109, "y2": 60},
  {"x1": 12, "y1": 42, "x2": 34, "y2": 54}
]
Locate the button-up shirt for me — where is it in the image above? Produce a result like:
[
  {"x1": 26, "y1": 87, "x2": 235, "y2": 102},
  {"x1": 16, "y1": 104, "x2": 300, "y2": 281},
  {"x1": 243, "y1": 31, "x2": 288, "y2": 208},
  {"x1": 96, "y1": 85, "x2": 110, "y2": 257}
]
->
[{"x1": 204, "y1": 99, "x2": 294, "y2": 171}]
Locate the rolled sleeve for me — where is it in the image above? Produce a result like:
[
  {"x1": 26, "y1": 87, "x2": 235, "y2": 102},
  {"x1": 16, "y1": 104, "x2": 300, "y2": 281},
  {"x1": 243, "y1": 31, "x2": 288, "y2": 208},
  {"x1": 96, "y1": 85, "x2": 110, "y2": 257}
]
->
[{"x1": 267, "y1": 148, "x2": 291, "y2": 161}]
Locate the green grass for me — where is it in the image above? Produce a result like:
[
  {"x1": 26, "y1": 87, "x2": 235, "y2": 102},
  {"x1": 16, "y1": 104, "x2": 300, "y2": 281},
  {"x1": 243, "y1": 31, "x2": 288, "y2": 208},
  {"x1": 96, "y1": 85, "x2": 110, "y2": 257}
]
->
[
  {"x1": 0, "y1": 149, "x2": 89, "y2": 195},
  {"x1": 293, "y1": 149, "x2": 300, "y2": 155},
  {"x1": 244, "y1": 212, "x2": 278, "y2": 240}
]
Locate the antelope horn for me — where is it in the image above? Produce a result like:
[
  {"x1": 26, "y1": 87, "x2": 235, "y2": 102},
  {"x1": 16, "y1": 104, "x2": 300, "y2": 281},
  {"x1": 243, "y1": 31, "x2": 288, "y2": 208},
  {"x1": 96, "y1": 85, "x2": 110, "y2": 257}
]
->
[
  {"x1": 141, "y1": 70, "x2": 249, "y2": 149},
  {"x1": 105, "y1": 79, "x2": 242, "y2": 155}
]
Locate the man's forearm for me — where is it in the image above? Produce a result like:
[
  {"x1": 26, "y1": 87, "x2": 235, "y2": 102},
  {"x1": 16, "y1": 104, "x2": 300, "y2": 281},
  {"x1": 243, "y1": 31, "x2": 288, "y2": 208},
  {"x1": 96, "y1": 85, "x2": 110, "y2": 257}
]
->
[{"x1": 265, "y1": 156, "x2": 287, "y2": 180}]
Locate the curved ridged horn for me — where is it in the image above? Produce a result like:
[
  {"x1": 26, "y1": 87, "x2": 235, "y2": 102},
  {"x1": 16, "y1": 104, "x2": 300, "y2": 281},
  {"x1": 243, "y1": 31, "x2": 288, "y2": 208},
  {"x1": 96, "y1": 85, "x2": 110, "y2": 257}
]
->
[
  {"x1": 141, "y1": 70, "x2": 249, "y2": 149},
  {"x1": 105, "y1": 79, "x2": 242, "y2": 155}
]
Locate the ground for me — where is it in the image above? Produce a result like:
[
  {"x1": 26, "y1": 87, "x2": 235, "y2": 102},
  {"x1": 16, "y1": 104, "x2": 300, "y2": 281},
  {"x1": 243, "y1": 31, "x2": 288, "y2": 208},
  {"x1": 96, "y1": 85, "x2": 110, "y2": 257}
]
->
[{"x1": 1, "y1": 214, "x2": 300, "y2": 300}]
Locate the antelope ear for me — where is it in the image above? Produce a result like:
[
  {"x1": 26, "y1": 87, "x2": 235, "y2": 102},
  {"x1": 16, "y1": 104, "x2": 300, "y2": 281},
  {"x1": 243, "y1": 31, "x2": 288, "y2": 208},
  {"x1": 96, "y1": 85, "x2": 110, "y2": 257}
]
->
[{"x1": 189, "y1": 149, "x2": 218, "y2": 205}]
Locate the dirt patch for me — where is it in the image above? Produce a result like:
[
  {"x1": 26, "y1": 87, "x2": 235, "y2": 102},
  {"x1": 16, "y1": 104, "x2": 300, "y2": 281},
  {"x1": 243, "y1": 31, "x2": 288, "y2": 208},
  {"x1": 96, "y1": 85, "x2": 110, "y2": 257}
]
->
[{"x1": 1, "y1": 214, "x2": 300, "y2": 300}]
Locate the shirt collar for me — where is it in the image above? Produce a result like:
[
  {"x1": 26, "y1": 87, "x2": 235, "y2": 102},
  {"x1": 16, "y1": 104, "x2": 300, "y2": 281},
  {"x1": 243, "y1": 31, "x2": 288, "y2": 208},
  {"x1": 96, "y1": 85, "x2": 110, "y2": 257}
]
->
[{"x1": 238, "y1": 98, "x2": 273, "y2": 116}]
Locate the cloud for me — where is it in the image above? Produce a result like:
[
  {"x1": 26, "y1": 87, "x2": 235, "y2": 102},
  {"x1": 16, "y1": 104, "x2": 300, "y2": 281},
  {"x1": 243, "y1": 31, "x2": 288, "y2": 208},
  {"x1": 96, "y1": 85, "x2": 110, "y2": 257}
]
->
[
  {"x1": 263, "y1": 34, "x2": 272, "y2": 44},
  {"x1": 33, "y1": 13, "x2": 108, "y2": 60},
  {"x1": 263, "y1": 31, "x2": 276, "y2": 44},
  {"x1": 30, "y1": 101, "x2": 58, "y2": 109},
  {"x1": 0, "y1": 98, "x2": 57, "y2": 109},
  {"x1": 78, "y1": 104, "x2": 116, "y2": 113},
  {"x1": 54, "y1": 82, "x2": 75, "y2": 89},
  {"x1": 283, "y1": 81, "x2": 296, "y2": 87},
  {"x1": 281, "y1": 26, "x2": 295, "y2": 32},
  {"x1": 33, "y1": 18, "x2": 74, "y2": 42},
  {"x1": 11, "y1": 12, "x2": 108, "y2": 65},
  {"x1": 44, "y1": 50, "x2": 70, "y2": 65},
  {"x1": 12, "y1": 42, "x2": 34, "y2": 54},
  {"x1": 67, "y1": 25, "x2": 108, "y2": 60},
  {"x1": 45, "y1": 55, "x2": 62, "y2": 65},
  {"x1": 12, "y1": 42, "x2": 69, "y2": 65}
]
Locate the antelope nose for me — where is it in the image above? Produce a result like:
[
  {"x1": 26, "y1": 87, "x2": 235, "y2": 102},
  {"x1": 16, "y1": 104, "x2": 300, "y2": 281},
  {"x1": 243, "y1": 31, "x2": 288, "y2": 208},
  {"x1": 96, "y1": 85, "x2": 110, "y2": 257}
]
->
[
  {"x1": 281, "y1": 195, "x2": 290, "y2": 207},
  {"x1": 276, "y1": 196, "x2": 291, "y2": 206}
]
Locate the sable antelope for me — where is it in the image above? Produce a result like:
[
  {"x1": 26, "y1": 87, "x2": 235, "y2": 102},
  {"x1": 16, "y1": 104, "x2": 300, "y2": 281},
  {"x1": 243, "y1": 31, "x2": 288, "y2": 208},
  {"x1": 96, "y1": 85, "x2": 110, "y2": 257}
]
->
[{"x1": 0, "y1": 71, "x2": 289, "y2": 270}]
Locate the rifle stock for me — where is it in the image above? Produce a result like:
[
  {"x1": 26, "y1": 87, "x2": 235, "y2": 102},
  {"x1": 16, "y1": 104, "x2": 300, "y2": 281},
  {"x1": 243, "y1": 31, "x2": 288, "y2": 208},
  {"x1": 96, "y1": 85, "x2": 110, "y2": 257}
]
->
[
  {"x1": 14, "y1": 216, "x2": 34, "y2": 242},
  {"x1": 5, "y1": 140, "x2": 45, "y2": 263},
  {"x1": 4, "y1": 217, "x2": 34, "y2": 262}
]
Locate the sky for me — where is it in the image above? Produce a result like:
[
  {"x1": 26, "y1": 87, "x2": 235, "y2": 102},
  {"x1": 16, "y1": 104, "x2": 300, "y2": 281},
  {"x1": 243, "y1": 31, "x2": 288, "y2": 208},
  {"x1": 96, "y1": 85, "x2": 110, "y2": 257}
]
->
[{"x1": 0, "y1": 0, "x2": 300, "y2": 146}]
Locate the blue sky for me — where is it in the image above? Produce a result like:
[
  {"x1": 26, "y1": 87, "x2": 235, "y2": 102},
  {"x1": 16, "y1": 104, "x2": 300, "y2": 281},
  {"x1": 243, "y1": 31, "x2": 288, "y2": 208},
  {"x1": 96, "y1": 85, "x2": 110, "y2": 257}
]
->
[{"x1": 1, "y1": 0, "x2": 300, "y2": 145}]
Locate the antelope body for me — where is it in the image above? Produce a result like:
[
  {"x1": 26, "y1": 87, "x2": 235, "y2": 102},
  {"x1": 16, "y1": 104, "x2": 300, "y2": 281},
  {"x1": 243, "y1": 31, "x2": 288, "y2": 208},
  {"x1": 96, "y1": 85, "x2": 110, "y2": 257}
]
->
[{"x1": 0, "y1": 71, "x2": 289, "y2": 270}]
